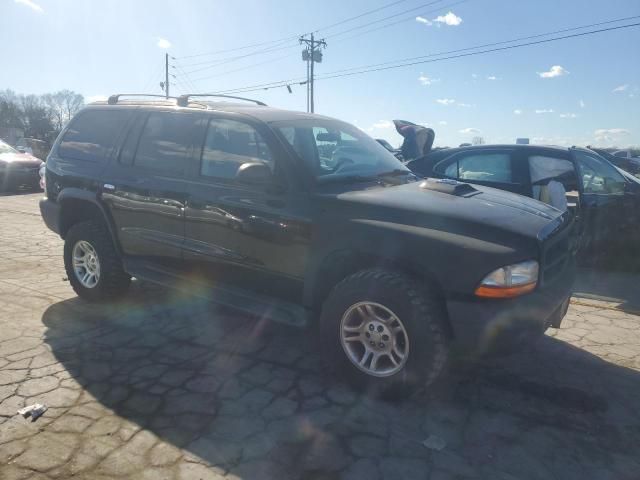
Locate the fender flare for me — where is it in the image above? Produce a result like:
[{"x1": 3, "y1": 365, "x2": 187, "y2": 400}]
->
[{"x1": 57, "y1": 188, "x2": 122, "y2": 255}]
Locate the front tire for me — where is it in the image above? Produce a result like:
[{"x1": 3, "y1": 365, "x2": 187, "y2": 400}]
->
[
  {"x1": 320, "y1": 269, "x2": 449, "y2": 397},
  {"x1": 64, "y1": 221, "x2": 131, "y2": 302}
]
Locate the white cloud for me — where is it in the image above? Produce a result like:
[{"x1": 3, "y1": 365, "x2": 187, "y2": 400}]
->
[
  {"x1": 438, "y1": 120, "x2": 448, "y2": 125},
  {"x1": 460, "y1": 128, "x2": 481, "y2": 134},
  {"x1": 594, "y1": 128, "x2": 630, "y2": 142},
  {"x1": 513, "y1": 109, "x2": 522, "y2": 115},
  {"x1": 415, "y1": 16, "x2": 432, "y2": 25},
  {"x1": 418, "y1": 74, "x2": 439, "y2": 86},
  {"x1": 436, "y1": 98, "x2": 455, "y2": 106},
  {"x1": 537, "y1": 65, "x2": 569, "y2": 78},
  {"x1": 471, "y1": 73, "x2": 479, "y2": 79},
  {"x1": 434, "y1": 11, "x2": 462, "y2": 26},
  {"x1": 559, "y1": 113, "x2": 578, "y2": 118},
  {"x1": 367, "y1": 120, "x2": 394, "y2": 132},
  {"x1": 457, "y1": 103, "x2": 473, "y2": 108},
  {"x1": 157, "y1": 37, "x2": 172, "y2": 49},
  {"x1": 535, "y1": 109, "x2": 554, "y2": 114},
  {"x1": 579, "y1": 99, "x2": 585, "y2": 108},
  {"x1": 86, "y1": 95, "x2": 108, "y2": 103},
  {"x1": 15, "y1": 0, "x2": 43, "y2": 13},
  {"x1": 612, "y1": 84, "x2": 629, "y2": 93},
  {"x1": 486, "y1": 75, "x2": 498, "y2": 80}
]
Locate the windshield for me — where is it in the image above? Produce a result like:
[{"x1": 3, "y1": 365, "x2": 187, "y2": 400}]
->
[
  {"x1": 272, "y1": 119, "x2": 408, "y2": 181},
  {"x1": 0, "y1": 140, "x2": 18, "y2": 155}
]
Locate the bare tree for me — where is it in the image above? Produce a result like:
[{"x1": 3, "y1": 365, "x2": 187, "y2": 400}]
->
[{"x1": 42, "y1": 90, "x2": 84, "y2": 131}]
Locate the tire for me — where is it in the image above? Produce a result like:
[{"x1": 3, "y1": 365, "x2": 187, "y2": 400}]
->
[
  {"x1": 320, "y1": 268, "x2": 449, "y2": 398},
  {"x1": 64, "y1": 221, "x2": 131, "y2": 302}
]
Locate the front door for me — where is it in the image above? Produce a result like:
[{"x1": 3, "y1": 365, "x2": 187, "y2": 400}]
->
[
  {"x1": 102, "y1": 110, "x2": 202, "y2": 264},
  {"x1": 183, "y1": 115, "x2": 311, "y2": 303}
]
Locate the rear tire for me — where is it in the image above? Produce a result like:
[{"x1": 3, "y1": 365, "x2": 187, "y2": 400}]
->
[
  {"x1": 64, "y1": 221, "x2": 131, "y2": 302},
  {"x1": 320, "y1": 269, "x2": 449, "y2": 398}
]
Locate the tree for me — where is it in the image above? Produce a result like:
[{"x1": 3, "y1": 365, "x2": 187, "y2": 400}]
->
[
  {"x1": 0, "y1": 90, "x2": 24, "y2": 129},
  {"x1": 42, "y1": 90, "x2": 84, "y2": 131},
  {"x1": 21, "y1": 95, "x2": 55, "y2": 141}
]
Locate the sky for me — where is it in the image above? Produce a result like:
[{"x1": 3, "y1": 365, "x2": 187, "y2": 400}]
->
[{"x1": 2, "y1": 0, "x2": 639, "y2": 148}]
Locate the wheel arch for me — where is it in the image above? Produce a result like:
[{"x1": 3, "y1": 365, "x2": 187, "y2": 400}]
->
[
  {"x1": 57, "y1": 189, "x2": 121, "y2": 254},
  {"x1": 305, "y1": 247, "x2": 452, "y2": 337}
]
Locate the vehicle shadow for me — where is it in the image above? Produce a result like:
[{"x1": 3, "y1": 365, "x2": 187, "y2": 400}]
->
[
  {"x1": 573, "y1": 267, "x2": 640, "y2": 313},
  {"x1": 41, "y1": 285, "x2": 640, "y2": 479}
]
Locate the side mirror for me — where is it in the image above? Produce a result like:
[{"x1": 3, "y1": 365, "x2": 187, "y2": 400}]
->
[
  {"x1": 17, "y1": 148, "x2": 26, "y2": 154},
  {"x1": 235, "y1": 162, "x2": 273, "y2": 185}
]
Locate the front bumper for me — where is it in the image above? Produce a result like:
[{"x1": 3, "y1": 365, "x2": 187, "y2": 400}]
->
[
  {"x1": 39, "y1": 198, "x2": 61, "y2": 235},
  {"x1": 446, "y1": 263, "x2": 574, "y2": 356}
]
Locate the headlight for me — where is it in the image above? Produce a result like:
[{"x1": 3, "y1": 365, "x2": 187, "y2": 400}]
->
[{"x1": 475, "y1": 260, "x2": 539, "y2": 298}]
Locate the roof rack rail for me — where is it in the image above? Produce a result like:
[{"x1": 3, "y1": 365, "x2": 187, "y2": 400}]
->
[
  {"x1": 107, "y1": 94, "x2": 176, "y2": 105},
  {"x1": 176, "y1": 94, "x2": 267, "y2": 107}
]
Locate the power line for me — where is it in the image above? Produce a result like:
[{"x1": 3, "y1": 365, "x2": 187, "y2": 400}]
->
[
  {"x1": 317, "y1": 22, "x2": 640, "y2": 80},
  {"x1": 207, "y1": 21, "x2": 639, "y2": 95},
  {"x1": 323, "y1": 0, "x2": 449, "y2": 39},
  {"x1": 180, "y1": 42, "x2": 300, "y2": 74},
  {"x1": 188, "y1": 53, "x2": 294, "y2": 83},
  {"x1": 312, "y1": 0, "x2": 411, "y2": 33},
  {"x1": 177, "y1": 35, "x2": 300, "y2": 60},
  {"x1": 316, "y1": 14, "x2": 640, "y2": 78}
]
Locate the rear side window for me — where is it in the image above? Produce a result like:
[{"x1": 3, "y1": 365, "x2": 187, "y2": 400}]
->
[
  {"x1": 134, "y1": 112, "x2": 198, "y2": 174},
  {"x1": 200, "y1": 118, "x2": 273, "y2": 179},
  {"x1": 437, "y1": 152, "x2": 513, "y2": 183},
  {"x1": 58, "y1": 110, "x2": 129, "y2": 162}
]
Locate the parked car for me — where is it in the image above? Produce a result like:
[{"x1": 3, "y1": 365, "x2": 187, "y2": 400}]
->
[
  {"x1": 587, "y1": 146, "x2": 640, "y2": 177},
  {"x1": 0, "y1": 139, "x2": 44, "y2": 191},
  {"x1": 407, "y1": 144, "x2": 640, "y2": 264},
  {"x1": 40, "y1": 95, "x2": 574, "y2": 395}
]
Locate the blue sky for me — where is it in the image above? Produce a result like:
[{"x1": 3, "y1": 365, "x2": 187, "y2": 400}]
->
[{"x1": 2, "y1": 0, "x2": 639, "y2": 148}]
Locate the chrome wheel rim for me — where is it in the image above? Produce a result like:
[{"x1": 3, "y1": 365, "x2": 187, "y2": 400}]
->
[
  {"x1": 339, "y1": 301, "x2": 409, "y2": 378},
  {"x1": 72, "y1": 240, "x2": 100, "y2": 288}
]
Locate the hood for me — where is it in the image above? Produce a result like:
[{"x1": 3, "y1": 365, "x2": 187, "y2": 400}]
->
[
  {"x1": 325, "y1": 179, "x2": 565, "y2": 243},
  {"x1": 0, "y1": 151, "x2": 43, "y2": 166},
  {"x1": 394, "y1": 120, "x2": 435, "y2": 162}
]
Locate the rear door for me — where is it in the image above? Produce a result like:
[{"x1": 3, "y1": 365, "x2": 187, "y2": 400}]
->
[
  {"x1": 432, "y1": 148, "x2": 528, "y2": 195},
  {"x1": 101, "y1": 109, "x2": 203, "y2": 264}
]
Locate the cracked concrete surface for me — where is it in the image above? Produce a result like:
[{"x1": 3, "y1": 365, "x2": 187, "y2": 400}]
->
[{"x1": 1, "y1": 193, "x2": 639, "y2": 479}]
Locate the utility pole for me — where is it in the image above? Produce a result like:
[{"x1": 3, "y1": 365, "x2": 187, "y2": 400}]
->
[
  {"x1": 300, "y1": 33, "x2": 326, "y2": 113},
  {"x1": 165, "y1": 53, "x2": 170, "y2": 99}
]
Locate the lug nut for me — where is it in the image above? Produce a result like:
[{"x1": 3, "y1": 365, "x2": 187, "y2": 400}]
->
[
  {"x1": 377, "y1": 326, "x2": 384, "y2": 333},
  {"x1": 382, "y1": 334, "x2": 389, "y2": 341},
  {"x1": 370, "y1": 341, "x2": 375, "y2": 346},
  {"x1": 369, "y1": 324, "x2": 374, "y2": 331},
  {"x1": 365, "y1": 332, "x2": 370, "y2": 338},
  {"x1": 379, "y1": 343, "x2": 385, "y2": 348}
]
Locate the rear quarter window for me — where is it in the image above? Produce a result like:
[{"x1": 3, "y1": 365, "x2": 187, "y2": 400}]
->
[{"x1": 57, "y1": 109, "x2": 130, "y2": 162}]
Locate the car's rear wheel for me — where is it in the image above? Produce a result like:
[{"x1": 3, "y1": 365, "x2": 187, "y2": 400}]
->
[
  {"x1": 64, "y1": 221, "x2": 131, "y2": 302},
  {"x1": 320, "y1": 269, "x2": 449, "y2": 397}
]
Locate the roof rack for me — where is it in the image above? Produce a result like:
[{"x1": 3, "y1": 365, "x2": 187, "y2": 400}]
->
[
  {"x1": 107, "y1": 94, "x2": 176, "y2": 105},
  {"x1": 176, "y1": 94, "x2": 267, "y2": 107}
]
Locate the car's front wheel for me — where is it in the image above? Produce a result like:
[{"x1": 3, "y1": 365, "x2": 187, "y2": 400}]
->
[
  {"x1": 320, "y1": 269, "x2": 449, "y2": 397},
  {"x1": 64, "y1": 221, "x2": 131, "y2": 302}
]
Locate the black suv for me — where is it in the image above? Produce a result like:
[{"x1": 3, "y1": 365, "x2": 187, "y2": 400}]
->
[{"x1": 40, "y1": 94, "x2": 575, "y2": 394}]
